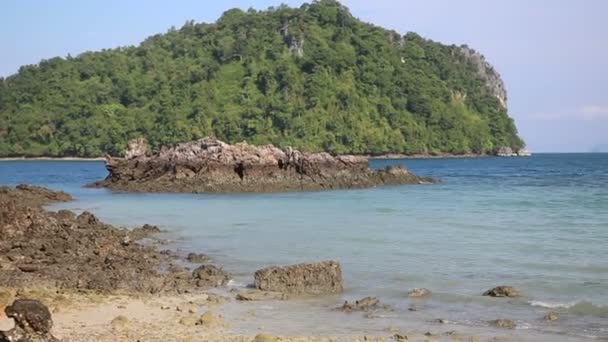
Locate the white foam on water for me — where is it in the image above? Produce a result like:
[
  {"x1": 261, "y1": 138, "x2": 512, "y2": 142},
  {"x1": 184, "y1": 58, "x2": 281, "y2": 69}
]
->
[
  {"x1": 226, "y1": 279, "x2": 246, "y2": 287},
  {"x1": 528, "y1": 300, "x2": 576, "y2": 309}
]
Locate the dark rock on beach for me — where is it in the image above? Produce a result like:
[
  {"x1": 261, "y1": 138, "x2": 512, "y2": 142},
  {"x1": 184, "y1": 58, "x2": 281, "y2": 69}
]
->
[
  {"x1": 93, "y1": 138, "x2": 433, "y2": 193},
  {"x1": 483, "y1": 286, "x2": 519, "y2": 297},
  {"x1": 254, "y1": 260, "x2": 343, "y2": 295},
  {"x1": 0, "y1": 185, "x2": 223, "y2": 294},
  {"x1": 0, "y1": 299, "x2": 58, "y2": 342}
]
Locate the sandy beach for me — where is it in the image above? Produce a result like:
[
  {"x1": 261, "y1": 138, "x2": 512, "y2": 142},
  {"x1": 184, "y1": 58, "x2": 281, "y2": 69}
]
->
[{"x1": 0, "y1": 287, "x2": 554, "y2": 342}]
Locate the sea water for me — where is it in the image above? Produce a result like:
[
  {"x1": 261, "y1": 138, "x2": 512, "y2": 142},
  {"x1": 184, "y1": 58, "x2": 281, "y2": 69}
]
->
[{"x1": 1, "y1": 154, "x2": 607, "y2": 340}]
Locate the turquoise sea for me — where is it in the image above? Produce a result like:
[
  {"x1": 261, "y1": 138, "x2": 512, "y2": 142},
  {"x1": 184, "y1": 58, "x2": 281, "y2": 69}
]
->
[{"x1": 1, "y1": 154, "x2": 607, "y2": 340}]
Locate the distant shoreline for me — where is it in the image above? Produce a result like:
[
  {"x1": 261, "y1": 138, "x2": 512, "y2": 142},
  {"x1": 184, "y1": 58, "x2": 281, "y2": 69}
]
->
[
  {"x1": 0, "y1": 157, "x2": 104, "y2": 161},
  {"x1": 368, "y1": 153, "x2": 488, "y2": 160},
  {"x1": 0, "y1": 152, "x2": 540, "y2": 161},
  {"x1": 0, "y1": 153, "x2": 499, "y2": 162}
]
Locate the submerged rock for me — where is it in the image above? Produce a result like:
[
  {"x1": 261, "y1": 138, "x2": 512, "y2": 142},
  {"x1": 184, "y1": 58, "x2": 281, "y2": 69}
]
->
[
  {"x1": 408, "y1": 288, "x2": 432, "y2": 298},
  {"x1": 196, "y1": 311, "x2": 226, "y2": 328},
  {"x1": 254, "y1": 260, "x2": 342, "y2": 295},
  {"x1": 490, "y1": 319, "x2": 516, "y2": 329},
  {"x1": 0, "y1": 299, "x2": 59, "y2": 341},
  {"x1": 235, "y1": 290, "x2": 287, "y2": 301},
  {"x1": 544, "y1": 311, "x2": 559, "y2": 322},
  {"x1": 338, "y1": 297, "x2": 388, "y2": 312},
  {"x1": 252, "y1": 334, "x2": 280, "y2": 342},
  {"x1": 483, "y1": 286, "x2": 519, "y2": 297},
  {"x1": 94, "y1": 138, "x2": 433, "y2": 193},
  {"x1": 186, "y1": 252, "x2": 211, "y2": 264}
]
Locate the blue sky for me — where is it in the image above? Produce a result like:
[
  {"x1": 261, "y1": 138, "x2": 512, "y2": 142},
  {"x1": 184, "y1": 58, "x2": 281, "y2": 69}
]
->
[{"x1": 2, "y1": 0, "x2": 607, "y2": 152}]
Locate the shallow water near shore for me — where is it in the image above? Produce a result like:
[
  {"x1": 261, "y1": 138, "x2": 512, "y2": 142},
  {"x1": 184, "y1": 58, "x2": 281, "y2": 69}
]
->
[{"x1": 1, "y1": 154, "x2": 607, "y2": 340}]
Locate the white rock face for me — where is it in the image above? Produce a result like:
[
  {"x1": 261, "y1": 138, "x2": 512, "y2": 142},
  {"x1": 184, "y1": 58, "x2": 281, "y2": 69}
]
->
[
  {"x1": 517, "y1": 148, "x2": 532, "y2": 156},
  {"x1": 124, "y1": 138, "x2": 148, "y2": 159},
  {"x1": 459, "y1": 46, "x2": 508, "y2": 109}
]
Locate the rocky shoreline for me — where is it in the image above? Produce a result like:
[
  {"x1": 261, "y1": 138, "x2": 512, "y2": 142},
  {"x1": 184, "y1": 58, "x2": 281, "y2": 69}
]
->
[
  {"x1": 0, "y1": 184, "x2": 229, "y2": 294},
  {"x1": 92, "y1": 138, "x2": 434, "y2": 193},
  {"x1": 0, "y1": 185, "x2": 571, "y2": 341}
]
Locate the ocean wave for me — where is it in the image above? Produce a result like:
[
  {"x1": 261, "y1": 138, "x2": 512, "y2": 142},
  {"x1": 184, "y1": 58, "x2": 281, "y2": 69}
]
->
[
  {"x1": 528, "y1": 300, "x2": 576, "y2": 309},
  {"x1": 227, "y1": 279, "x2": 246, "y2": 287},
  {"x1": 529, "y1": 300, "x2": 608, "y2": 317}
]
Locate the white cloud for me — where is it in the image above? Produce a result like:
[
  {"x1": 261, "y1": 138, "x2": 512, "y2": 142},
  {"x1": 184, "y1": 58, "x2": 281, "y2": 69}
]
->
[
  {"x1": 581, "y1": 105, "x2": 608, "y2": 120},
  {"x1": 528, "y1": 105, "x2": 608, "y2": 121}
]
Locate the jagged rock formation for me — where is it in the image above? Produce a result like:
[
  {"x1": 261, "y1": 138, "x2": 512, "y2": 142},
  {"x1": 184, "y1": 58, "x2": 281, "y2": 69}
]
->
[{"x1": 94, "y1": 138, "x2": 433, "y2": 193}]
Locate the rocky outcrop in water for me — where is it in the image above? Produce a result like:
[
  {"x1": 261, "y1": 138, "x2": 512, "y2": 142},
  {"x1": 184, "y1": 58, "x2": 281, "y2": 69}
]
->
[
  {"x1": 544, "y1": 311, "x2": 559, "y2": 322},
  {"x1": 93, "y1": 138, "x2": 433, "y2": 193},
  {"x1": 0, "y1": 299, "x2": 58, "y2": 342},
  {"x1": 254, "y1": 261, "x2": 343, "y2": 295},
  {"x1": 490, "y1": 319, "x2": 516, "y2": 329},
  {"x1": 408, "y1": 288, "x2": 432, "y2": 298},
  {"x1": 483, "y1": 286, "x2": 519, "y2": 298}
]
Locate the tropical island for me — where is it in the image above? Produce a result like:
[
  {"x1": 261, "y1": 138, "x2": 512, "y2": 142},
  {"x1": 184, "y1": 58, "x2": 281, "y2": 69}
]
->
[{"x1": 0, "y1": 0, "x2": 525, "y2": 158}]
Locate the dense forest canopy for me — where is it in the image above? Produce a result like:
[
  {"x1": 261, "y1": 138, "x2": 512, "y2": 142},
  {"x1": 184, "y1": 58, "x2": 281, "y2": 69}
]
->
[{"x1": 0, "y1": 0, "x2": 524, "y2": 157}]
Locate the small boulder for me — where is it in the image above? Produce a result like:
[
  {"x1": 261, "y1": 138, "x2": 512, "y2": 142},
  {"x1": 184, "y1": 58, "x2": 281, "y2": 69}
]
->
[
  {"x1": 77, "y1": 211, "x2": 100, "y2": 225},
  {"x1": 408, "y1": 288, "x2": 431, "y2": 298},
  {"x1": 192, "y1": 264, "x2": 231, "y2": 287},
  {"x1": 0, "y1": 299, "x2": 59, "y2": 341},
  {"x1": 544, "y1": 311, "x2": 559, "y2": 322},
  {"x1": 179, "y1": 315, "x2": 198, "y2": 326},
  {"x1": 254, "y1": 260, "x2": 342, "y2": 295},
  {"x1": 393, "y1": 334, "x2": 409, "y2": 342},
  {"x1": 110, "y1": 315, "x2": 130, "y2": 329},
  {"x1": 196, "y1": 311, "x2": 225, "y2": 328},
  {"x1": 187, "y1": 252, "x2": 211, "y2": 264},
  {"x1": 483, "y1": 286, "x2": 519, "y2": 297},
  {"x1": 491, "y1": 319, "x2": 516, "y2": 329},
  {"x1": 338, "y1": 297, "x2": 386, "y2": 312},
  {"x1": 253, "y1": 334, "x2": 280, "y2": 342}
]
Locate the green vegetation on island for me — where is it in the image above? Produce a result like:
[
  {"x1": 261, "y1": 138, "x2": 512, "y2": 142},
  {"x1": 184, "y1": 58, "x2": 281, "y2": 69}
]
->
[{"x1": 0, "y1": 0, "x2": 524, "y2": 157}]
